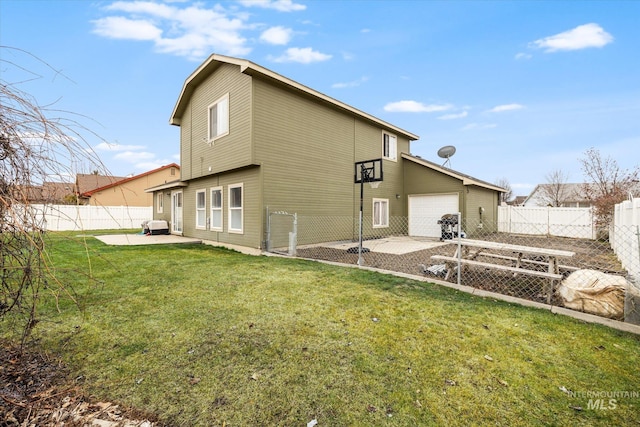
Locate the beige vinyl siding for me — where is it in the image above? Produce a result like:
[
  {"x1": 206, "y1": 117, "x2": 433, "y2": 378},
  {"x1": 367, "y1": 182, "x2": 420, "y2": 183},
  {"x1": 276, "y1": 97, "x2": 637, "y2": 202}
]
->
[
  {"x1": 252, "y1": 79, "x2": 407, "y2": 243},
  {"x1": 154, "y1": 192, "x2": 172, "y2": 224},
  {"x1": 404, "y1": 160, "x2": 464, "y2": 207},
  {"x1": 253, "y1": 79, "x2": 355, "y2": 216},
  {"x1": 181, "y1": 102, "x2": 193, "y2": 179},
  {"x1": 465, "y1": 186, "x2": 499, "y2": 234},
  {"x1": 181, "y1": 167, "x2": 262, "y2": 248},
  {"x1": 181, "y1": 63, "x2": 253, "y2": 180}
]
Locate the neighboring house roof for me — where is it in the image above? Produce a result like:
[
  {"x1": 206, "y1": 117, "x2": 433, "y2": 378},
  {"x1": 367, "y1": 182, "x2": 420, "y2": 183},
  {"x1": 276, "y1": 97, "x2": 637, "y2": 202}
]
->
[
  {"x1": 170, "y1": 53, "x2": 419, "y2": 142},
  {"x1": 524, "y1": 183, "x2": 589, "y2": 206},
  {"x1": 15, "y1": 182, "x2": 73, "y2": 203},
  {"x1": 509, "y1": 196, "x2": 527, "y2": 206},
  {"x1": 402, "y1": 153, "x2": 506, "y2": 193},
  {"x1": 83, "y1": 163, "x2": 180, "y2": 196},
  {"x1": 42, "y1": 181, "x2": 74, "y2": 201},
  {"x1": 76, "y1": 174, "x2": 127, "y2": 196},
  {"x1": 523, "y1": 182, "x2": 640, "y2": 206}
]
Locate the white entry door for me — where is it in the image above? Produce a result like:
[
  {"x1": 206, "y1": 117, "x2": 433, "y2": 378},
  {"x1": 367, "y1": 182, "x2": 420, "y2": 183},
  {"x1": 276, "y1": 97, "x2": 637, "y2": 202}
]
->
[
  {"x1": 408, "y1": 193, "x2": 459, "y2": 237},
  {"x1": 171, "y1": 190, "x2": 183, "y2": 234}
]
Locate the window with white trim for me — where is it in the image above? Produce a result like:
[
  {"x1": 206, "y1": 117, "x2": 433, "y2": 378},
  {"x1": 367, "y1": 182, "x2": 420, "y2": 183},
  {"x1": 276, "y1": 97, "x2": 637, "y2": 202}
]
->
[
  {"x1": 382, "y1": 131, "x2": 397, "y2": 161},
  {"x1": 210, "y1": 187, "x2": 223, "y2": 231},
  {"x1": 156, "y1": 193, "x2": 163, "y2": 214},
  {"x1": 196, "y1": 189, "x2": 206, "y2": 229},
  {"x1": 207, "y1": 93, "x2": 229, "y2": 142},
  {"x1": 373, "y1": 198, "x2": 389, "y2": 228},
  {"x1": 228, "y1": 183, "x2": 243, "y2": 233}
]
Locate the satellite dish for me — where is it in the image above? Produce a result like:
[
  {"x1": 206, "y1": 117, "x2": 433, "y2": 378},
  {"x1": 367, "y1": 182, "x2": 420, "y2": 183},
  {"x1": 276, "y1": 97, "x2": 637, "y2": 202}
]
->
[{"x1": 437, "y1": 145, "x2": 456, "y2": 167}]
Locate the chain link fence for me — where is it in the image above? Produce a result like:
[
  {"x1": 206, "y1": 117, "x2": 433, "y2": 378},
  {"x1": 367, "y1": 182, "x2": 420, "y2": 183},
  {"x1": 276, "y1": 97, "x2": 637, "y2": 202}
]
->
[{"x1": 265, "y1": 210, "x2": 640, "y2": 326}]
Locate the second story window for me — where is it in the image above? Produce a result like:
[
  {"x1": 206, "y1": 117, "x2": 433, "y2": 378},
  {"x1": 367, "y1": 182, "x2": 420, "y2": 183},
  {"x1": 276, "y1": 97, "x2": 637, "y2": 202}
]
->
[
  {"x1": 382, "y1": 131, "x2": 397, "y2": 161},
  {"x1": 208, "y1": 93, "x2": 229, "y2": 142}
]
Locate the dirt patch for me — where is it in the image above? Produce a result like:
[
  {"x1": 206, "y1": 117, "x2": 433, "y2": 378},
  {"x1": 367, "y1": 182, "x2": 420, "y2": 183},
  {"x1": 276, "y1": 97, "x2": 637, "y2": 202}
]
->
[
  {"x1": 0, "y1": 342, "x2": 160, "y2": 426},
  {"x1": 297, "y1": 234, "x2": 627, "y2": 306}
]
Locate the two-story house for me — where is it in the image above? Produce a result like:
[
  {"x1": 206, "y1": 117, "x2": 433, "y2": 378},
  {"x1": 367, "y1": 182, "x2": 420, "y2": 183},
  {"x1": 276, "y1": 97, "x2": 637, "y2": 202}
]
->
[{"x1": 148, "y1": 54, "x2": 503, "y2": 250}]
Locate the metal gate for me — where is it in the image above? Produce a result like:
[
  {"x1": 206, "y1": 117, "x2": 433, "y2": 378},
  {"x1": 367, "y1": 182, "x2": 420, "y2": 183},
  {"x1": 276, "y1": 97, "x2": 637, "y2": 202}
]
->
[{"x1": 265, "y1": 207, "x2": 297, "y2": 256}]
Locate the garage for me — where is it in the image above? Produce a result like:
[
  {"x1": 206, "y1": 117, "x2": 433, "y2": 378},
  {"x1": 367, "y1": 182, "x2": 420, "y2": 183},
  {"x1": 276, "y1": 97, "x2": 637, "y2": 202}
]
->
[{"x1": 408, "y1": 193, "x2": 459, "y2": 238}]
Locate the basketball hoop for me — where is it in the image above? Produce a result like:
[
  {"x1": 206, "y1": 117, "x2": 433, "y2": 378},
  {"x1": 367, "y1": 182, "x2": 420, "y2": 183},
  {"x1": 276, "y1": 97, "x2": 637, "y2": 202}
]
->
[{"x1": 369, "y1": 181, "x2": 381, "y2": 189}]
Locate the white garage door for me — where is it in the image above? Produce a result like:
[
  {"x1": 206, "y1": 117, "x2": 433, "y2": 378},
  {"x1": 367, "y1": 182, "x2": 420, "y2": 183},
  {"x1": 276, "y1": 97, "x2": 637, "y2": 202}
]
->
[{"x1": 408, "y1": 194, "x2": 459, "y2": 237}]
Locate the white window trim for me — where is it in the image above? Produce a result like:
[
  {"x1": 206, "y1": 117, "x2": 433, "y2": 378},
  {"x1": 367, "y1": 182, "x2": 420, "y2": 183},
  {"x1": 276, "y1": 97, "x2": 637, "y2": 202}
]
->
[
  {"x1": 228, "y1": 183, "x2": 243, "y2": 234},
  {"x1": 156, "y1": 193, "x2": 163, "y2": 214},
  {"x1": 373, "y1": 198, "x2": 389, "y2": 228},
  {"x1": 210, "y1": 186, "x2": 223, "y2": 232},
  {"x1": 382, "y1": 131, "x2": 397, "y2": 162},
  {"x1": 195, "y1": 189, "x2": 207, "y2": 230},
  {"x1": 207, "y1": 93, "x2": 230, "y2": 144}
]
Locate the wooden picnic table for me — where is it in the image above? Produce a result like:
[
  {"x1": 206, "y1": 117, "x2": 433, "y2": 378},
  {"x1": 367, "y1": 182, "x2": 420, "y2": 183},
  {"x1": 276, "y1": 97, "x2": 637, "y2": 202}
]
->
[{"x1": 431, "y1": 238, "x2": 576, "y2": 303}]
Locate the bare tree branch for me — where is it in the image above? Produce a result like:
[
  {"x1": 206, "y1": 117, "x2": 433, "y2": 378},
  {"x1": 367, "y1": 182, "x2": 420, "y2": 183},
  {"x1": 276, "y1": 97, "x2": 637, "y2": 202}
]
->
[
  {"x1": 579, "y1": 147, "x2": 640, "y2": 230},
  {"x1": 1, "y1": 47, "x2": 107, "y2": 344},
  {"x1": 495, "y1": 177, "x2": 513, "y2": 204},
  {"x1": 539, "y1": 169, "x2": 571, "y2": 207}
]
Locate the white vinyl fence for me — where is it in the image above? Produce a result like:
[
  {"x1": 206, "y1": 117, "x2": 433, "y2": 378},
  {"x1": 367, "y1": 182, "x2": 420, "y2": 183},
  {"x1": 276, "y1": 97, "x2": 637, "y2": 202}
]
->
[
  {"x1": 497, "y1": 206, "x2": 596, "y2": 239},
  {"x1": 30, "y1": 204, "x2": 152, "y2": 231},
  {"x1": 611, "y1": 198, "x2": 640, "y2": 282}
]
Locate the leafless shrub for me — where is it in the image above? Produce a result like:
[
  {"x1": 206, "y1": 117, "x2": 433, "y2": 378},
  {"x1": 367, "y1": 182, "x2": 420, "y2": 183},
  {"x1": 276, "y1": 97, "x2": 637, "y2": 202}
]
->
[
  {"x1": 1, "y1": 46, "x2": 107, "y2": 344},
  {"x1": 579, "y1": 147, "x2": 639, "y2": 234}
]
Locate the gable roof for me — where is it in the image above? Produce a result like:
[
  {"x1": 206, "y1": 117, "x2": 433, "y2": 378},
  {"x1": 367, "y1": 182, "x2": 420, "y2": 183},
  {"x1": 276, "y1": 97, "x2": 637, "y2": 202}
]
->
[
  {"x1": 83, "y1": 163, "x2": 180, "y2": 196},
  {"x1": 524, "y1": 183, "x2": 586, "y2": 205},
  {"x1": 402, "y1": 153, "x2": 506, "y2": 193},
  {"x1": 170, "y1": 54, "x2": 419, "y2": 141}
]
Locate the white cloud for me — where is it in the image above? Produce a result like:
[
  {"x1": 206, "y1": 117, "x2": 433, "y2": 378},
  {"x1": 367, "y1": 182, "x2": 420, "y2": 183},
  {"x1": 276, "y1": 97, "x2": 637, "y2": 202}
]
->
[
  {"x1": 270, "y1": 47, "x2": 332, "y2": 63},
  {"x1": 95, "y1": 142, "x2": 147, "y2": 152},
  {"x1": 93, "y1": 1, "x2": 250, "y2": 60},
  {"x1": 384, "y1": 100, "x2": 452, "y2": 113},
  {"x1": 260, "y1": 26, "x2": 293, "y2": 45},
  {"x1": 488, "y1": 103, "x2": 525, "y2": 113},
  {"x1": 438, "y1": 111, "x2": 468, "y2": 120},
  {"x1": 92, "y1": 16, "x2": 162, "y2": 40},
  {"x1": 515, "y1": 52, "x2": 532, "y2": 60},
  {"x1": 462, "y1": 123, "x2": 497, "y2": 131},
  {"x1": 332, "y1": 76, "x2": 369, "y2": 89},
  {"x1": 237, "y1": 0, "x2": 306, "y2": 12},
  {"x1": 530, "y1": 23, "x2": 613, "y2": 52}
]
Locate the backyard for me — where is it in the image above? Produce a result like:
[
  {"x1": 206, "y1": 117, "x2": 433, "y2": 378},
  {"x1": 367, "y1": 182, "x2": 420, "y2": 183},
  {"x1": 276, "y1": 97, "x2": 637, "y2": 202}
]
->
[{"x1": 1, "y1": 231, "x2": 640, "y2": 426}]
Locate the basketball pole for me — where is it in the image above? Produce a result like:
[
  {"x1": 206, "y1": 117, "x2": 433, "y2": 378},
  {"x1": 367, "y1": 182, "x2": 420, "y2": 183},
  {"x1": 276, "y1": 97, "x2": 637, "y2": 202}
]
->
[{"x1": 358, "y1": 163, "x2": 369, "y2": 267}]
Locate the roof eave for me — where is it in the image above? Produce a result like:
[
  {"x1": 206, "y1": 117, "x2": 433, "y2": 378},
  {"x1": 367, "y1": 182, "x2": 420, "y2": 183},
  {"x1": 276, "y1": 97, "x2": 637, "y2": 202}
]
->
[
  {"x1": 170, "y1": 54, "x2": 419, "y2": 141},
  {"x1": 402, "y1": 153, "x2": 506, "y2": 193}
]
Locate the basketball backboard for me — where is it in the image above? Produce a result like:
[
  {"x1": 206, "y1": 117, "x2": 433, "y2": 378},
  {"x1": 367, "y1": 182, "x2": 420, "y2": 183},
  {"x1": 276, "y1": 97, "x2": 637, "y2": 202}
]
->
[{"x1": 354, "y1": 158, "x2": 383, "y2": 184}]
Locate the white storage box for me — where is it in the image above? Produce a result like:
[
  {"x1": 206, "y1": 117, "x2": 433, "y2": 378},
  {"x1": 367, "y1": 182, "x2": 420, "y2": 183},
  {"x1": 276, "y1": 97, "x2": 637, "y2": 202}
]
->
[{"x1": 145, "y1": 220, "x2": 169, "y2": 235}]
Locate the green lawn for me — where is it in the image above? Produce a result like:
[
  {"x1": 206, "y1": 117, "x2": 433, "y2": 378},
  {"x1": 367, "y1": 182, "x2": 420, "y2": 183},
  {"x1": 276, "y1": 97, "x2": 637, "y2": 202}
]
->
[{"x1": 4, "y1": 232, "x2": 640, "y2": 426}]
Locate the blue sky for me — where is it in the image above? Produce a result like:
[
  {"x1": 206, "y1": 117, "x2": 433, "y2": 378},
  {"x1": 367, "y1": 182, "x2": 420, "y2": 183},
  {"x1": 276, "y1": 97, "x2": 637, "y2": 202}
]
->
[{"x1": 2, "y1": 0, "x2": 639, "y2": 196}]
